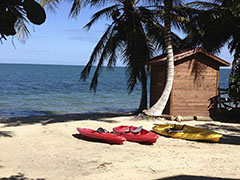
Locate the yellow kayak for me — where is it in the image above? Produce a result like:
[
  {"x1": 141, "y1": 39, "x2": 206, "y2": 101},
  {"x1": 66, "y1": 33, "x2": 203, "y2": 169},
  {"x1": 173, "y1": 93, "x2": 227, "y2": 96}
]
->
[{"x1": 152, "y1": 124, "x2": 222, "y2": 142}]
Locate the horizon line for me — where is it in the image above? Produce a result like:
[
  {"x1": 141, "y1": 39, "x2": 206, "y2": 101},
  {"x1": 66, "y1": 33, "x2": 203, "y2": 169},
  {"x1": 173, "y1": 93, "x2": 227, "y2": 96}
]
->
[{"x1": 0, "y1": 62, "x2": 126, "y2": 67}]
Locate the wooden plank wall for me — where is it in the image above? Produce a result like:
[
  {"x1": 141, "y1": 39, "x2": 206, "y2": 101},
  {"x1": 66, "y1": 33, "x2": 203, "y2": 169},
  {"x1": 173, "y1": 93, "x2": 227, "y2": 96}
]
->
[
  {"x1": 172, "y1": 56, "x2": 219, "y2": 116},
  {"x1": 150, "y1": 65, "x2": 165, "y2": 106},
  {"x1": 150, "y1": 64, "x2": 170, "y2": 114}
]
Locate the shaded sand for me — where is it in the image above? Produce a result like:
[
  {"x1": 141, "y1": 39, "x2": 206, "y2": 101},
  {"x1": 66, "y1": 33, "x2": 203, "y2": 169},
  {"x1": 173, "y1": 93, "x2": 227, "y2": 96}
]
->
[{"x1": 0, "y1": 113, "x2": 240, "y2": 180}]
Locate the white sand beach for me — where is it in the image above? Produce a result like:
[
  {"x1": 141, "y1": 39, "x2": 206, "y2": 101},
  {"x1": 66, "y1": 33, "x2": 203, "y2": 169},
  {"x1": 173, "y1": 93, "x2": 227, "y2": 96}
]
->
[{"x1": 0, "y1": 113, "x2": 240, "y2": 180}]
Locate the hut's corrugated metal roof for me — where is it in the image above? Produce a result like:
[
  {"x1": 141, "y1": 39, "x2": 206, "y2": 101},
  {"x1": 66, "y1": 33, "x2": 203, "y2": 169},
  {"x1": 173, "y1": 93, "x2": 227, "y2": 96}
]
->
[{"x1": 147, "y1": 48, "x2": 230, "y2": 66}]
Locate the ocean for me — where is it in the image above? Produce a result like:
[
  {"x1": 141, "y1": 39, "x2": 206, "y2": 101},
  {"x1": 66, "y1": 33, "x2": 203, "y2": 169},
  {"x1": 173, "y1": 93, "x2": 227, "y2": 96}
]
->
[{"x1": 0, "y1": 64, "x2": 231, "y2": 118}]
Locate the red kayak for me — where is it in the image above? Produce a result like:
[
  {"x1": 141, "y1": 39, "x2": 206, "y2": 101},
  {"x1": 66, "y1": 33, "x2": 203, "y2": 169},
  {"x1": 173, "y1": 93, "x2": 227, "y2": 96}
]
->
[
  {"x1": 113, "y1": 126, "x2": 159, "y2": 144},
  {"x1": 76, "y1": 127, "x2": 126, "y2": 144}
]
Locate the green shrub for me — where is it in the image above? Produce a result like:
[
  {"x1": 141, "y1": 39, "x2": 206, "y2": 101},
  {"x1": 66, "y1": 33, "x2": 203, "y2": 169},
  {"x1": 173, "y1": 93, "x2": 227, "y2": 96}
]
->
[{"x1": 229, "y1": 61, "x2": 240, "y2": 103}]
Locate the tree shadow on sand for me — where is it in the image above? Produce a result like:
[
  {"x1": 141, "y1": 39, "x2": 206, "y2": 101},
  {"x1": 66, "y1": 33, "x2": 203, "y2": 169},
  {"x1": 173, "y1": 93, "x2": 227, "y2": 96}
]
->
[
  {"x1": 155, "y1": 175, "x2": 238, "y2": 180},
  {"x1": 219, "y1": 134, "x2": 240, "y2": 145},
  {"x1": 0, "y1": 112, "x2": 132, "y2": 127},
  {"x1": 196, "y1": 123, "x2": 240, "y2": 145},
  {"x1": 0, "y1": 173, "x2": 44, "y2": 180},
  {"x1": 0, "y1": 131, "x2": 13, "y2": 137}
]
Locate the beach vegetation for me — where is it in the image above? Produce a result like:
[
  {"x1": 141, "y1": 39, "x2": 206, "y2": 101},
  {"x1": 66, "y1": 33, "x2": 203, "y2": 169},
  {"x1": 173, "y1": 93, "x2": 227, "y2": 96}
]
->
[
  {"x1": 144, "y1": 0, "x2": 175, "y2": 116},
  {"x1": 229, "y1": 62, "x2": 240, "y2": 107},
  {"x1": 3, "y1": 0, "x2": 240, "y2": 116},
  {"x1": 184, "y1": 0, "x2": 240, "y2": 102},
  {"x1": 79, "y1": 0, "x2": 186, "y2": 113},
  {"x1": 0, "y1": 0, "x2": 46, "y2": 42},
  {"x1": 40, "y1": 0, "x2": 81, "y2": 18},
  {"x1": 0, "y1": 0, "x2": 82, "y2": 42},
  {"x1": 143, "y1": 0, "x2": 198, "y2": 116}
]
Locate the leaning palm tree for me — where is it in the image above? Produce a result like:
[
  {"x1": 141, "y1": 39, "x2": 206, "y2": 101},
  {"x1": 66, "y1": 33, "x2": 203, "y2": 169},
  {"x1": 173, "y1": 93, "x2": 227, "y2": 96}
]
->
[
  {"x1": 144, "y1": 0, "x2": 186, "y2": 116},
  {"x1": 80, "y1": 0, "x2": 183, "y2": 113}
]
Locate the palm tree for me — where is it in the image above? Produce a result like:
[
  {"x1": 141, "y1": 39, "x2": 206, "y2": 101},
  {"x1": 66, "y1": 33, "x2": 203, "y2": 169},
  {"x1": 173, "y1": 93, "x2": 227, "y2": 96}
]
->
[
  {"x1": 144, "y1": 0, "x2": 185, "y2": 116},
  {"x1": 0, "y1": 0, "x2": 47, "y2": 42},
  {"x1": 0, "y1": 0, "x2": 28, "y2": 42},
  {"x1": 184, "y1": 0, "x2": 240, "y2": 105},
  {"x1": 185, "y1": 0, "x2": 240, "y2": 68},
  {"x1": 0, "y1": 0, "x2": 82, "y2": 42},
  {"x1": 79, "y1": 0, "x2": 183, "y2": 113},
  {"x1": 1, "y1": 0, "x2": 186, "y2": 114}
]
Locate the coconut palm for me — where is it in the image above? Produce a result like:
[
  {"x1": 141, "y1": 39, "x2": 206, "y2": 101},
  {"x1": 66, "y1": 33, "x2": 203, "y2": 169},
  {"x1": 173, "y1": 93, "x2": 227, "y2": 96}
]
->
[
  {"x1": 183, "y1": 0, "x2": 240, "y2": 105},
  {"x1": 0, "y1": 0, "x2": 29, "y2": 42},
  {"x1": 0, "y1": 0, "x2": 82, "y2": 42},
  {"x1": 0, "y1": 0, "x2": 47, "y2": 42},
  {"x1": 185, "y1": 0, "x2": 240, "y2": 68},
  {"x1": 144, "y1": 0, "x2": 187, "y2": 116},
  {"x1": 79, "y1": 0, "x2": 184, "y2": 113}
]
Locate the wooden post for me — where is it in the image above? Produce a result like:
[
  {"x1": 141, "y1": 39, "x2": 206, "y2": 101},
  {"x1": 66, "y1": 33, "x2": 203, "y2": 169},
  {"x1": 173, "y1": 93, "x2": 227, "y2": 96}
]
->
[
  {"x1": 161, "y1": 114, "x2": 175, "y2": 121},
  {"x1": 194, "y1": 116, "x2": 212, "y2": 121}
]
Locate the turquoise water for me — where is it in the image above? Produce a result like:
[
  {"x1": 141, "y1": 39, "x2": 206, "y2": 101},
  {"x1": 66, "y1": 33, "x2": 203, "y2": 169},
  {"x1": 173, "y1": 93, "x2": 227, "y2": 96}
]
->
[{"x1": 0, "y1": 64, "x2": 231, "y2": 118}]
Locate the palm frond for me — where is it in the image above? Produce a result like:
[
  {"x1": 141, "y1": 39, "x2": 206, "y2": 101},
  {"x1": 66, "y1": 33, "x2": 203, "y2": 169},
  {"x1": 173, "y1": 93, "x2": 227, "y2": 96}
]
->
[
  {"x1": 183, "y1": 2, "x2": 234, "y2": 53},
  {"x1": 15, "y1": 17, "x2": 30, "y2": 43},
  {"x1": 86, "y1": 0, "x2": 108, "y2": 7},
  {"x1": 68, "y1": 0, "x2": 81, "y2": 18},
  {"x1": 87, "y1": 18, "x2": 126, "y2": 90},
  {"x1": 185, "y1": 1, "x2": 221, "y2": 10},
  {"x1": 40, "y1": 0, "x2": 60, "y2": 13},
  {"x1": 106, "y1": 33, "x2": 123, "y2": 68},
  {"x1": 84, "y1": 5, "x2": 119, "y2": 30},
  {"x1": 80, "y1": 23, "x2": 114, "y2": 81},
  {"x1": 124, "y1": 21, "x2": 153, "y2": 92},
  {"x1": 89, "y1": 26, "x2": 116, "y2": 91},
  {"x1": 11, "y1": 6, "x2": 30, "y2": 42}
]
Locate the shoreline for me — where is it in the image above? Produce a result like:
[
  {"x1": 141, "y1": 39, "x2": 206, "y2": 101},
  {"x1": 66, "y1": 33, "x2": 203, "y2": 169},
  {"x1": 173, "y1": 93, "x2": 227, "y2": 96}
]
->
[
  {"x1": 0, "y1": 111, "x2": 134, "y2": 126},
  {"x1": 1, "y1": 112, "x2": 240, "y2": 180}
]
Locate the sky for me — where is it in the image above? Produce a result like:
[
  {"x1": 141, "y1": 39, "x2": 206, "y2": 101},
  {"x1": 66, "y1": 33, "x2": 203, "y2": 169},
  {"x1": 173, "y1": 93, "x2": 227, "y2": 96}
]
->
[{"x1": 0, "y1": 1, "x2": 233, "y2": 67}]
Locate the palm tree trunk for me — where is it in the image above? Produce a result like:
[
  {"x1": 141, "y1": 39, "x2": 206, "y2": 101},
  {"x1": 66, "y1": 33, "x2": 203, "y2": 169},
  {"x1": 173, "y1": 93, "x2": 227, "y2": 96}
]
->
[
  {"x1": 136, "y1": 66, "x2": 148, "y2": 114},
  {"x1": 144, "y1": 0, "x2": 174, "y2": 116}
]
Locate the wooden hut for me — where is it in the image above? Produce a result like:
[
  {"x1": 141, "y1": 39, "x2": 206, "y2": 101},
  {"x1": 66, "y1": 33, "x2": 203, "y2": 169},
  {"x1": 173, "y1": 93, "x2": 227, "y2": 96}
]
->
[{"x1": 147, "y1": 48, "x2": 230, "y2": 118}]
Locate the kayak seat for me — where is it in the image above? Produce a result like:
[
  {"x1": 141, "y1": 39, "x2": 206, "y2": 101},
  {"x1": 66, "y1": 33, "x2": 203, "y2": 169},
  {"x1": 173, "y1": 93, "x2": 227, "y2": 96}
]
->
[
  {"x1": 124, "y1": 126, "x2": 143, "y2": 134},
  {"x1": 92, "y1": 127, "x2": 109, "y2": 134},
  {"x1": 164, "y1": 125, "x2": 185, "y2": 134}
]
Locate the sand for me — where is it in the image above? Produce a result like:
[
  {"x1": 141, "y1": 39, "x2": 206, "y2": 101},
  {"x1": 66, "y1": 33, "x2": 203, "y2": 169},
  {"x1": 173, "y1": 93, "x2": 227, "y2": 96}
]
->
[{"x1": 0, "y1": 112, "x2": 240, "y2": 180}]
